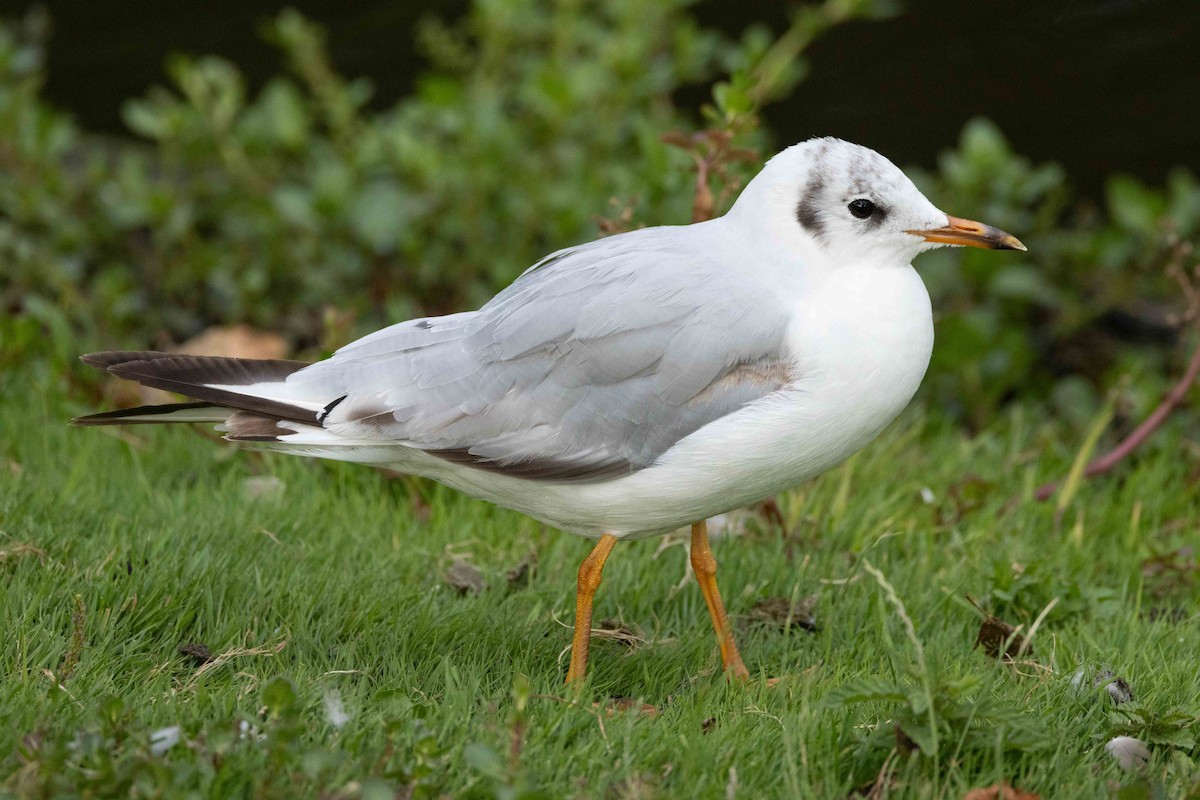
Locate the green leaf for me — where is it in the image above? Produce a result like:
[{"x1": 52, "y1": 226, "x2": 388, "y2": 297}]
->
[
  {"x1": 1055, "y1": 400, "x2": 1115, "y2": 515},
  {"x1": 897, "y1": 718, "x2": 938, "y2": 756},
  {"x1": 987, "y1": 264, "x2": 1060, "y2": 306},
  {"x1": 463, "y1": 742, "x2": 504, "y2": 777},
  {"x1": 359, "y1": 778, "x2": 401, "y2": 800},
  {"x1": 121, "y1": 99, "x2": 168, "y2": 140},
  {"x1": 262, "y1": 676, "x2": 298, "y2": 717},
  {"x1": 1107, "y1": 174, "x2": 1166, "y2": 234},
  {"x1": 98, "y1": 694, "x2": 125, "y2": 724},
  {"x1": 1115, "y1": 780, "x2": 1163, "y2": 800},
  {"x1": 348, "y1": 181, "x2": 409, "y2": 253},
  {"x1": 823, "y1": 677, "x2": 908, "y2": 708}
]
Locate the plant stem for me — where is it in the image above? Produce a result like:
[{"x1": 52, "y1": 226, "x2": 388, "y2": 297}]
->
[{"x1": 1033, "y1": 336, "x2": 1200, "y2": 501}]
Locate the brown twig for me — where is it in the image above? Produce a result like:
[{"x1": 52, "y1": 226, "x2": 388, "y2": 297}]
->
[
  {"x1": 1032, "y1": 337, "x2": 1200, "y2": 501},
  {"x1": 661, "y1": 130, "x2": 758, "y2": 223},
  {"x1": 757, "y1": 497, "x2": 787, "y2": 532}
]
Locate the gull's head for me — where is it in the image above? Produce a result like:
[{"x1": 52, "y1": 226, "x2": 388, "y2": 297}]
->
[{"x1": 725, "y1": 137, "x2": 1024, "y2": 268}]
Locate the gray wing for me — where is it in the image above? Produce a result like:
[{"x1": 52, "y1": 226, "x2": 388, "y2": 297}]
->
[{"x1": 291, "y1": 226, "x2": 793, "y2": 481}]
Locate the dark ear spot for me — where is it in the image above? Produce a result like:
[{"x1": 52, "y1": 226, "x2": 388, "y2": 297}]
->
[
  {"x1": 863, "y1": 205, "x2": 889, "y2": 229},
  {"x1": 795, "y1": 174, "x2": 827, "y2": 241}
]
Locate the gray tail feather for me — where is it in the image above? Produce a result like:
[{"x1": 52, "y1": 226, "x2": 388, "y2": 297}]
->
[{"x1": 76, "y1": 351, "x2": 316, "y2": 426}]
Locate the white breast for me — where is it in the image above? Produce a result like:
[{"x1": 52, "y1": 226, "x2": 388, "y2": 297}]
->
[{"x1": 433, "y1": 264, "x2": 933, "y2": 538}]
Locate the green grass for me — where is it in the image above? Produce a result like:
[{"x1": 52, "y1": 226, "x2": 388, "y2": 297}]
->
[{"x1": 2, "y1": 357, "x2": 1199, "y2": 799}]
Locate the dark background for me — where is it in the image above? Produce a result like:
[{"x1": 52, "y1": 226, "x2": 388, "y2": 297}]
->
[{"x1": 26, "y1": 0, "x2": 1200, "y2": 196}]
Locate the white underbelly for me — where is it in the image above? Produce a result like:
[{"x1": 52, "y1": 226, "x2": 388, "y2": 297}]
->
[{"x1": 395, "y1": 266, "x2": 934, "y2": 538}]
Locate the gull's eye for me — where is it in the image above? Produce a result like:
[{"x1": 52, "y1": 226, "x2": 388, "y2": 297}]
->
[{"x1": 848, "y1": 199, "x2": 876, "y2": 219}]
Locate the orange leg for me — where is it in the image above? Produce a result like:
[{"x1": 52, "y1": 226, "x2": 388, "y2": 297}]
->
[
  {"x1": 691, "y1": 520, "x2": 750, "y2": 680},
  {"x1": 566, "y1": 533, "x2": 618, "y2": 684}
]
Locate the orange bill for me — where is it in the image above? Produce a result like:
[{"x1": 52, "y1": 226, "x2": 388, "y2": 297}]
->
[{"x1": 907, "y1": 215, "x2": 1026, "y2": 251}]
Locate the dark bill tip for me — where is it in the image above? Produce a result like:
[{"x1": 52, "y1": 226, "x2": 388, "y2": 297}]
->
[{"x1": 907, "y1": 215, "x2": 1026, "y2": 252}]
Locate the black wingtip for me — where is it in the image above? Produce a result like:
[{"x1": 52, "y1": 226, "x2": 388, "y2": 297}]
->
[
  {"x1": 70, "y1": 401, "x2": 219, "y2": 426},
  {"x1": 80, "y1": 351, "x2": 172, "y2": 370},
  {"x1": 76, "y1": 352, "x2": 315, "y2": 426}
]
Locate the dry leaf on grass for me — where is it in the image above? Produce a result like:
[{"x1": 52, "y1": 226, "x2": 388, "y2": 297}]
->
[
  {"x1": 936, "y1": 475, "x2": 996, "y2": 525},
  {"x1": 744, "y1": 595, "x2": 818, "y2": 631},
  {"x1": 596, "y1": 697, "x2": 659, "y2": 717},
  {"x1": 187, "y1": 636, "x2": 288, "y2": 683},
  {"x1": 445, "y1": 558, "x2": 485, "y2": 596},
  {"x1": 0, "y1": 542, "x2": 46, "y2": 564},
  {"x1": 132, "y1": 325, "x2": 292, "y2": 406},
  {"x1": 1140, "y1": 547, "x2": 1198, "y2": 597},
  {"x1": 506, "y1": 553, "x2": 536, "y2": 589},
  {"x1": 594, "y1": 618, "x2": 647, "y2": 648},
  {"x1": 975, "y1": 613, "x2": 1029, "y2": 659},
  {"x1": 894, "y1": 722, "x2": 919, "y2": 755},
  {"x1": 176, "y1": 324, "x2": 288, "y2": 360},
  {"x1": 178, "y1": 642, "x2": 213, "y2": 665}
]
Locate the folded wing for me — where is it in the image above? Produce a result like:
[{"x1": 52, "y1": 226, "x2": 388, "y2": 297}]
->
[{"x1": 289, "y1": 227, "x2": 795, "y2": 481}]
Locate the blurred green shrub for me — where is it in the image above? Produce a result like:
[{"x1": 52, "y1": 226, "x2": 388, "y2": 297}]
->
[
  {"x1": 1, "y1": 2, "x2": 1197, "y2": 425},
  {"x1": 913, "y1": 119, "x2": 1200, "y2": 426},
  {"x1": 0, "y1": 0, "x2": 891, "y2": 348}
]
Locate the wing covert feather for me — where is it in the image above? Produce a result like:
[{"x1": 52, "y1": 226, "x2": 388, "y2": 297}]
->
[{"x1": 289, "y1": 227, "x2": 794, "y2": 481}]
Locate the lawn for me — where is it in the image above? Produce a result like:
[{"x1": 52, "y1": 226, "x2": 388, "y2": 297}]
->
[{"x1": 2, "y1": 355, "x2": 1198, "y2": 799}]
